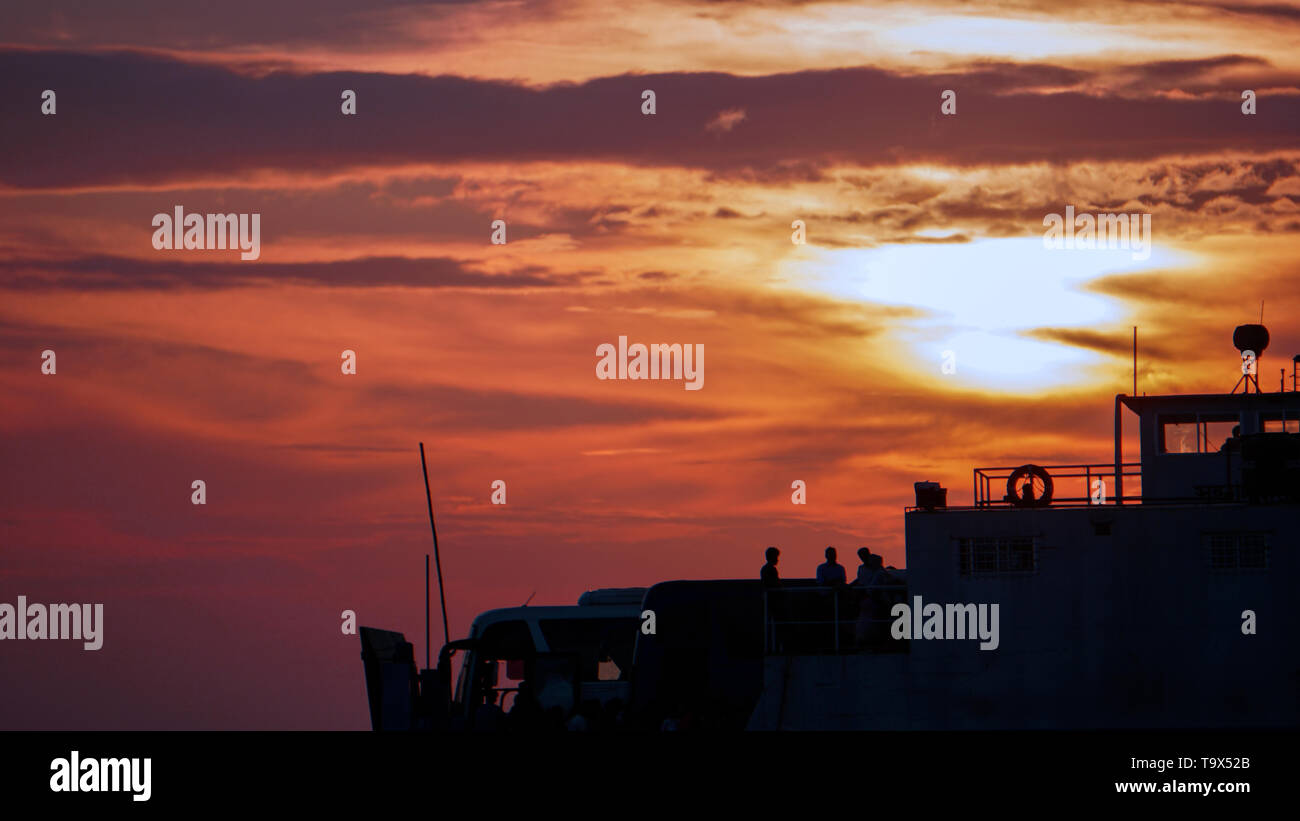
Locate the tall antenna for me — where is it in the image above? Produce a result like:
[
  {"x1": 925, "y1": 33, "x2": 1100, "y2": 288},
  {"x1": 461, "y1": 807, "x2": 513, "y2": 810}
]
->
[
  {"x1": 1132, "y1": 326, "x2": 1137, "y2": 396},
  {"x1": 419, "y1": 443, "x2": 451, "y2": 651}
]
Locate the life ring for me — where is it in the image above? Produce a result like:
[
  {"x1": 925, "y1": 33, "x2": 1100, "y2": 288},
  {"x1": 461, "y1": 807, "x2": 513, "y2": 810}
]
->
[{"x1": 1005, "y1": 464, "x2": 1053, "y2": 508}]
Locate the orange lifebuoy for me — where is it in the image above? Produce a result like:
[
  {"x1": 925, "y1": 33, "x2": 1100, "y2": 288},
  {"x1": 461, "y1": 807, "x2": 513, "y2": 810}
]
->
[{"x1": 1006, "y1": 464, "x2": 1053, "y2": 508}]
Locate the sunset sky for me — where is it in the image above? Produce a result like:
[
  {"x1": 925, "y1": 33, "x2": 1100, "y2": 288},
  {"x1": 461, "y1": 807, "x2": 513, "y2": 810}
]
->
[{"x1": 2, "y1": 0, "x2": 1299, "y2": 729}]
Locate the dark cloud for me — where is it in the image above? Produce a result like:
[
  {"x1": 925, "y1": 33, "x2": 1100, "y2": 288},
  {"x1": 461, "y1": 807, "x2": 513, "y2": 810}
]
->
[
  {"x1": 813, "y1": 158, "x2": 1300, "y2": 241},
  {"x1": 1187, "y1": 1, "x2": 1300, "y2": 24},
  {"x1": 1023, "y1": 326, "x2": 1178, "y2": 360},
  {"x1": 0, "y1": 0, "x2": 480, "y2": 53},
  {"x1": 0, "y1": 253, "x2": 570, "y2": 290},
  {"x1": 371, "y1": 381, "x2": 728, "y2": 432},
  {"x1": 3, "y1": 50, "x2": 1298, "y2": 189},
  {"x1": 1085, "y1": 269, "x2": 1235, "y2": 308}
]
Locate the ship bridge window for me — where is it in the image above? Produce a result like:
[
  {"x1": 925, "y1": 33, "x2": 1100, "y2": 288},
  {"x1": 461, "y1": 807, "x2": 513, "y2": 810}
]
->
[
  {"x1": 958, "y1": 537, "x2": 1036, "y2": 576},
  {"x1": 1159, "y1": 413, "x2": 1239, "y2": 454},
  {"x1": 1205, "y1": 532, "x2": 1269, "y2": 570},
  {"x1": 1262, "y1": 413, "x2": 1300, "y2": 433}
]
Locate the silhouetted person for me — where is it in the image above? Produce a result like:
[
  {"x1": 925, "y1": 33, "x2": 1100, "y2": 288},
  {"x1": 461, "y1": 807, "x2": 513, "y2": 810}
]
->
[
  {"x1": 852, "y1": 547, "x2": 875, "y2": 587},
  {"x1": 856, "y1": 554, "x2": 895, "y2": 649},
  {"x1": 760, "y1": 546, "x2": 781, "y2": 588},
  {"x1": 761, "y1": 546, "x2": 783, "y2": 651},
  {"x1": 1221, "y1": 424, "x2": 1242, "y2": 452},
  {"x1": 817, "y1": 547, "x2": 847, "y2": 649},
  {"x1": 816, "y1": 546, "x2": 846, "y2": 586},
  {"x1": 872, "y1": 554, "x2": 900, "y2": 587},
  {"x1": 1020, "y1": 479, "x2": 1036, "y2": 504},
  {"x1": 475, "y1": 688, "x2": 504, "y2": 732},
  {"x1": 851, "y1": 547, "x2": 876, "y2": 631},
  {"x1": 507, "y1": 680, "x2": 541, "y2": 732},
  {"x1": 854, "y1": 552, "x2": 889, "y2": 587}
]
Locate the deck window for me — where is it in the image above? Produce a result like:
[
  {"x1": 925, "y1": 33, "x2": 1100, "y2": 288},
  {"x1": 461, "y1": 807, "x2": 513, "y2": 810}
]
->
[
  {"x1": 1205, "y1": 532, "x2": 1269, "y2": 570},
  {"x1": 958, "y1": 537, "x2": 1036, "y2": 576}
]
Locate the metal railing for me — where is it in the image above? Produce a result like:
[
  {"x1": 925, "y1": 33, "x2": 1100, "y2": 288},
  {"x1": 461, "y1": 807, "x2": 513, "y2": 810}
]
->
[
  {"x1": 762, "y1": 584, "x2": 906, "y2": 655},
  {"x1": 973, "y1": 463, "x2": 1142, "y2": 508}
]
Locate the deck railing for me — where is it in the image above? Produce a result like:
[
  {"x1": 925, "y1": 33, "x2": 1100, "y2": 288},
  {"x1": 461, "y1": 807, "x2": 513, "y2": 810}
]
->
[
  {"x1": 763, "y1": 584, "x2": 907, "y2": 655},
  {"x1": 973, "y1": 463, "x2": 1142, "y2": 508}
]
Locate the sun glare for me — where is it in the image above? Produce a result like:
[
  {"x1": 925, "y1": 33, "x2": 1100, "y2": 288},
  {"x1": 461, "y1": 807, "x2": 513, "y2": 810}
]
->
[{"x1": 787, "y1": 237, "x2": 1194, "y2": 390}]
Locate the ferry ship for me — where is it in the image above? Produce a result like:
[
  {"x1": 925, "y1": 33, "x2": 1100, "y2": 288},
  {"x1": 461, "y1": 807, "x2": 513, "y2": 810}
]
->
[{"x1": 360, "y1": 325, "x2": 1300, "y2": 730}]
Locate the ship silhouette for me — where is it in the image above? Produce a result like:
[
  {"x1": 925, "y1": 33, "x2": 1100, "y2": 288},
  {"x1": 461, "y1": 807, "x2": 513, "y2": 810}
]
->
[{"x1": 361, "y1": 326, "x2": 1300, "y2": 730}]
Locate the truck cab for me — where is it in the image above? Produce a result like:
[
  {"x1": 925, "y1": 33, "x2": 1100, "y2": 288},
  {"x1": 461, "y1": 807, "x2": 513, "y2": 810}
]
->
[
  {"x1": 451, "y1": 593, "x2": 643, "y2": 726},
  {"x1": 360, "y1": 588, "x2": 644, "y2": 731}
]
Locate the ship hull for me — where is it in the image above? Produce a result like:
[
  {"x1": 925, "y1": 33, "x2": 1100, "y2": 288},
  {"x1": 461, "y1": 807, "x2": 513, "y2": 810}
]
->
[{"x1": 749, "y1": 504, "x2": 1299, "y2": 730}]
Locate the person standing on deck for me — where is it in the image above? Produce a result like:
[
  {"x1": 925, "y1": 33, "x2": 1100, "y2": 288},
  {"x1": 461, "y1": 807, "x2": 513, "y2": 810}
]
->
[
  {"x1": 761, "y1": 547, "x2": 783, "y2": 651},
  {"x1": 760, "y1": 546, "x2": 781, "y2": 588},
  {"x1": 816, "y1": 546, "x2": 847, "y2": 587}
]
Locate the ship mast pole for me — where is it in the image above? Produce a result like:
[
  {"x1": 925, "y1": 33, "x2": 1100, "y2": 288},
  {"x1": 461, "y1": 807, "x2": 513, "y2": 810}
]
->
[{"x1": 420, "y1": 443, "x2": 452, "y2": 652}]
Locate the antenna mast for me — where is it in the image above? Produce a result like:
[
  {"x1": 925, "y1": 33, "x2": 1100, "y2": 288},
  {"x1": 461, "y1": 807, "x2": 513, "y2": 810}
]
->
[{"x1": 419, "y1": 443, "x2": 451, "y2": 652}]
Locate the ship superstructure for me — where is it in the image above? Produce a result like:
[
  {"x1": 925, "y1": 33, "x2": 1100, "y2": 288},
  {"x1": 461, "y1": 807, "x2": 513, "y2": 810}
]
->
[{"x1": 749, "y1": 328, "x2": 1300, "y2": 729}]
